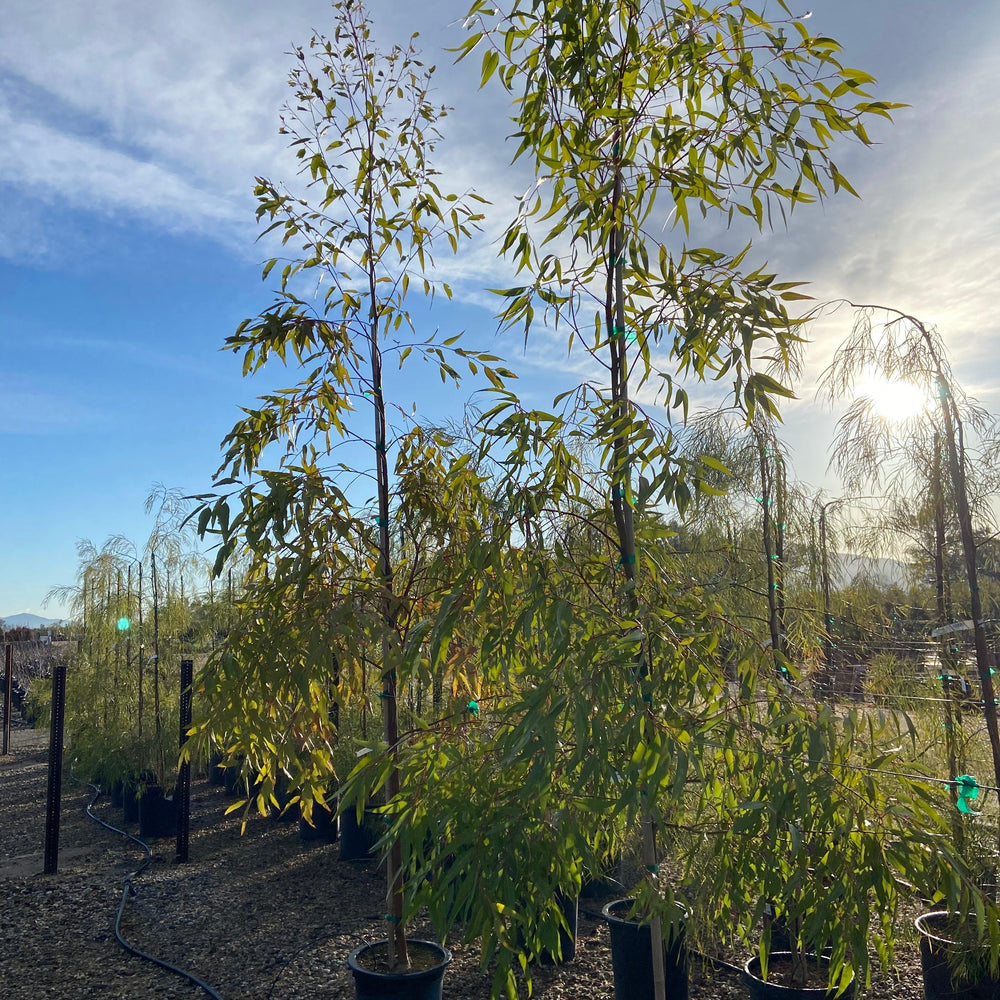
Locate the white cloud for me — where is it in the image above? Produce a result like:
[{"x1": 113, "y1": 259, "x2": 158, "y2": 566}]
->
[
  {"x1": 0, "y1": 101, "x2": 245, "y2": 237},
  {"x1": 767, "y1": 38, "x2": 1000, "y2": 368},
  {"x1": 0, "y1": 0, "x2": 329, "y2": 258},
  {"x1": 0, "y1": 0, "x2": 508, "y2": 264}
]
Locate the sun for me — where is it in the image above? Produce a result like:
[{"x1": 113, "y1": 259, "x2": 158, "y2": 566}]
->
[{"x1": 858, "y1": 374, "x2": 928, "y2": 422}]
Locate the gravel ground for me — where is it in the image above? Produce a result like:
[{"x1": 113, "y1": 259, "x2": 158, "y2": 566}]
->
[{"x1": 0, "y1": 719, "x2": 929, "y2": 1000}]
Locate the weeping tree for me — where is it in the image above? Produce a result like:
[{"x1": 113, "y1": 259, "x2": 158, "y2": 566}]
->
[
  {"x1": 682, "y1": 409, "x2": 828, "y2": 672},
  {"x1": 823, "y1": 303, "x2": 1000, "y2": 848},
  {"x1": 190, "y1": 2, "x2": 511, "y2": 971},
  {"x1": 46, "y1": 537, "x2": 138, "y2": 780},
  {"x1": 46, "y1": 515, "x2": 208, "y2": 792}
]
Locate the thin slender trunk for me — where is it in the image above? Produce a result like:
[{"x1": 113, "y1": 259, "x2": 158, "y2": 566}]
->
[
  {"x1": 819, "y1": 508, "x2": 834, "y2": 689},
  {"x1": 937, "y1": 379, "x2": 1000, "y2": 848},
  {"x1": 774, "y1": 456, "x2": 787, "y2": 654},
  {"x1": 137, "y1": 562, "x2": 144, "y2": 743},
  {"x1": 103, "y1": 576, "x2": 112, "y2": 729},
  {"x1": 760, "y1": 443, "x2": 782, "y2": 665},
  {"x1": 125, "y1": 564, "x2": 132, "y2": 722},
  {"x1": 367, "y1": 195, "x2": 407, "y2": 970},
  {"x1": 607, "y1": 145, "x2": 666, "y2": 1000},
  {"x1": 151, "y1": 552, "x2": 163, "y2": 781},
  {"x1": 114, "y1": 570, "x2": 121, "y2": 698},
  {"x1": 933, "y1": 435, "x2": 963, "y2": 847}
]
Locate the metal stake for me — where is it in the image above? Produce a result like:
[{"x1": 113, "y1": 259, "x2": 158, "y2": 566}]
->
[
  {"x1": 176, "y1": 658, "x2": 193, "y2": 863},
  {"x1": 2, "y1": 645, "x2": 12, "y2": 754},
  {"x1": 43, "y1": 662, "x2": 67, "y2": 874}
]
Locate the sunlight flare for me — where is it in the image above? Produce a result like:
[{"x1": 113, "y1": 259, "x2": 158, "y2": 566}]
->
[{"x1": 856, "y1": 374, "x2": 928, "y2": 422}]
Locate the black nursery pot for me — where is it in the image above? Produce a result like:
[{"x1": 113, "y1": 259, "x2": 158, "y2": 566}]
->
[
  {"x1": 109, "y1": 778, "x2": 125, "y2": 809},
  {"x1": 340, "y1": 806, "x2": 380, "y2": 861},
  {"x1": 528, "y1": 893, "x2": 578, "y2": 965},
  {"x1": 222, "y1": 761, "x2": 247, "y2": 796},
  {"x1": 602, "y1": 898, "x2": 688, "y2": 1000},
  {"x1": 348, "y1": 940, "x2": 451, "y2": 1000},
  {"x1": 541, "y1": 893, "x2": 578, "y2": 964},
  {"x1": 916, "y1": 911, "x2": 1000, "y2": 1000},
  {"x1": 269, "y1": 775, "x2": 298, "y2": 823},
  {"x1": 208, "y1": 750, "x2": 225, "y2": 786},
  {"x1": 121, "y1": 771, "x2": 154, "y2": 823},
  {"x1": 742, "y1": 953, "x2": 855, "y2": 1000},
  {"x1": 299, "y1": 801, "x2": 339, "y2": 844},
  {"x1": 123, "y1": 788, "x2": 140, "y2": 823},
  {"x1": 138, "y1": 784, "x2": 178, "y2": 840}
]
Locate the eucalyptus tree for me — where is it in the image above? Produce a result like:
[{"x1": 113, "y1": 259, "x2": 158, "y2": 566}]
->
[
  {"x1": 823, "y1": 303, "x2": 1000, "y2": 841},
  {"x1": 190, "y1": 2, "x2": 511, "y2": 970},
  {"x1": 441, "y1": 1, "x2": 907, "y2": 993}
]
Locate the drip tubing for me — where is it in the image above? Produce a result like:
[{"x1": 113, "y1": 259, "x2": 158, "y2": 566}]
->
[
  {"x1": 84, "y1": 785, "x2": 225, "y2": 1000},
  {"x1": 690, "y1": 948, "x2": 746, "y2": 976}
]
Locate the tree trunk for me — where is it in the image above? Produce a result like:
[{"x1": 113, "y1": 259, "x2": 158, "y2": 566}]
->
[
  {"x1": 137, "y1": 561, "x2": 144, "y2": 743},
  {"x1": 368, "y1": 220, "x2": 408, "y2": 971},
  {"x1": 607, "y1": 155, "x2": 667, "y2": 1000},
  {"x1": 759, "y1": 442, "x2": 783, "y2": 666},
  {"x1": 937, "y1": 378, "x2": 1000, "y2": 848},
  {"x1": 933, "y1": 434, "x2": 963, "y2": 847},
  {"x1": 151, "y1": 551, "x2": 163, "y2": 781},
  {"x1": 819, "y1": 505, "x2": 834, "y2": 693}
]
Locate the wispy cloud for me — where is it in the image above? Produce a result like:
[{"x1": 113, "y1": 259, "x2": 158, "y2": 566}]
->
[
  {"x1": 0, "y1": 98, "x2": 245, "y2": 238},
  {"x1": 4, "y1": 0, "x2": 998, "y2": 417},
  {"x1": 0, "y1": 0, "x2": 512, "y2": 266},
  {"x1": 0, "y1": 378, "x2": 103, "y2": 435},
  {"x1": 763, "y1": 37, "x2": 1000, "y2": 373}
]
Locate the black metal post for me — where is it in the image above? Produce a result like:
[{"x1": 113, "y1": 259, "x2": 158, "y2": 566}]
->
[
  {"x1": 2, "y1": 645, "x2": 12, "y2": 754},
  {"x1": 176, "y1": 658, "x2": 193, "y2": 863},
  {"x1": 43, "y1": 662, "x2": 67, "y2": 875}
]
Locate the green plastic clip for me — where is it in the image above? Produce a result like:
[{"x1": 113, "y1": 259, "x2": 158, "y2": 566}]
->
[{"x1": 953, "y1": 774, "x2": 981, "y2": 814}]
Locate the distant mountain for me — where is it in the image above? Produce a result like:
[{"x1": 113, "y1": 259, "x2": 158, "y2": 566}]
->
[
  {"x1": 834, "y1": 554, "x2": 910, "y2": 589},
  {"x1": 1, "y1": 613, "x2": 65, "y2": 629}
]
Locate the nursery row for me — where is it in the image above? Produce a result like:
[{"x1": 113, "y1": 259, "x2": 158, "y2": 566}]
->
[{"x1": 30, "y1": 1, "x2": 1000, "y2": 998}]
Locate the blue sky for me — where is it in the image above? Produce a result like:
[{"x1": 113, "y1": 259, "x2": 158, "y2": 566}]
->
[{"x1": 2, "y1": 0, "x2": 999, "y2": 619}]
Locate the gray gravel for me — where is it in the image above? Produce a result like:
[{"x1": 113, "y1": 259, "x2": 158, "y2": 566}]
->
[{"x1": 0, "y1": 720, "x2": 927, "y2": 999}]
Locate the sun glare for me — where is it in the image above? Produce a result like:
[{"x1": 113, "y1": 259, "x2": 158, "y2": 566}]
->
[{"x1": 858, "y1": 375, "x2": 928, "y2": 422}]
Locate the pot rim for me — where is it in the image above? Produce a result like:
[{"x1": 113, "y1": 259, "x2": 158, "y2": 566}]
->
[
  {"x1": 915, "y1": 910, "x2": 994, "y2": 949},
  {"x1": 347, "y1": 939, "x2": 452, "y2": 980},
  {"x1": 601, "y1": 896, "x2": 689, "y2": 926},
  {"x1": 743, "y1": 952, "x2": 855, "y2": 994}
]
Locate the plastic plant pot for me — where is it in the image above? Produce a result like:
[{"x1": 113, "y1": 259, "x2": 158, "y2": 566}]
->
[
  {"x1": 742, "y1": 953, "x2": 855, "y2": 1000},
  {"x1": 340, "y1": 806, "x2": 379, "y2": 861},
  {"x1": 601, "y1": 897, "x2": 688, "y2": 1000},
  {"x1": 347, "y1": 939, "x2": 451, "y2": 1000},
  {"x1": 916, "y1": 911, "x2": 1000, "y2": 1000},
  {"x1": 299, "y1": 801, "x2": 339, "y2": 843},
  {"x1": 138, "y1": 785, "x2": 178, "y2": 840}
]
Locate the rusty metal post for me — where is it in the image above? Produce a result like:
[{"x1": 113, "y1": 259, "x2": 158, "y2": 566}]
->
[
  {"x1": 2, "y1": 645, "x2": 12, "y2": 754},
  {"x1": 175, "y1": 658, "x2": 193, "y2": 863},
  {"x1": 43, "y1": 661, "x2": 67, "y2": 874}
]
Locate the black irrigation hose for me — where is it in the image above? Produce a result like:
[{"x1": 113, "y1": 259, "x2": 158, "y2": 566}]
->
[
  {"x1": 691, "y1": 949, "x2": 746, "y2": 976},
  {"x1": 84, "y1": 785, "x2": 226, "y2": 1000}
]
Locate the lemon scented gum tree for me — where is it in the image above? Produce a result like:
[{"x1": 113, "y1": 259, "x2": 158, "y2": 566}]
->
[
  {"x1": 423, "y1": 0, "x2": 971, "y2": 995},
  {"x1": 190, "y1": 1, "x2": 511, "y2": 973}
]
